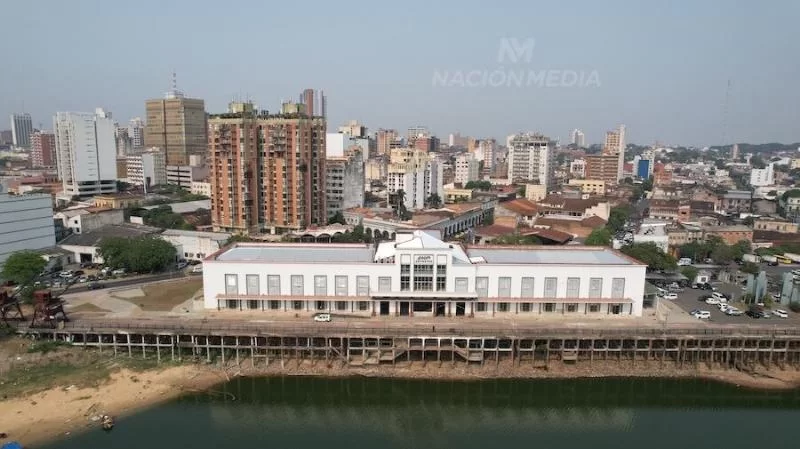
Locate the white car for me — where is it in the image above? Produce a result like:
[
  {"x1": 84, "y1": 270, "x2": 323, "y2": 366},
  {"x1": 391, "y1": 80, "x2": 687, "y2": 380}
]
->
[
  {"x1": 705, "y1": 297, "x2": 721, "y2": 305},
  {"x1": 773, "y1": 309, "x2": 789, "y2": 318},
  {"x1": 718, "y1": 303, "x2": 729, "y2": 313},
  {"x1": 191, "y1": 265, "x2": 203, "y2": 273},
  {"x1": 663, "y1": 293, "x2": 678, "y2": 300},
  {"x1": 313, "y1": 313, "x2": 331, "y2": 322},
  {"x1": 692, "y1": 310, "x2": 711, "y2": 319}
]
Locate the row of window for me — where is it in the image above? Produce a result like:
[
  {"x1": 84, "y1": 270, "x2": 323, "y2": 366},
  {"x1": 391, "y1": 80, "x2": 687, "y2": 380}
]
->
[
  {"x1": 223, "y1": 274, "x2": 627, "y2": 298},
  {"x1": 222, "y1": 300, "x2": 621, "y2": 314}
]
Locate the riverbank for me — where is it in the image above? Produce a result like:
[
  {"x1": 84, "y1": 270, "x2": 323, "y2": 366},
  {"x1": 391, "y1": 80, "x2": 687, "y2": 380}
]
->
[
  {"x1": 0, "y1": 365, "x2": 223, "y2": 447},
  {"x1": 2, "y1": 357, "x2": 800, "y2": 447}
]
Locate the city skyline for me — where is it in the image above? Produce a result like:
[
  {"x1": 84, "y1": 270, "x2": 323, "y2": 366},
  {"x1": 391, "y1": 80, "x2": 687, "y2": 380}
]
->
[{"x1": 1, "y1": 0, "x2": 799, "y2": 147}]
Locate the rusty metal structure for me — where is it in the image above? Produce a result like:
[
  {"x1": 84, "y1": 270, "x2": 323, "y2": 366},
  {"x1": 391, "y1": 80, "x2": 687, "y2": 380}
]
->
[
  {"x1": 30, "y1": 290, "x2": 68, "y2": 328},
  {"x1": 0, "y1": 290, "x2": 25, "y2": 324}
]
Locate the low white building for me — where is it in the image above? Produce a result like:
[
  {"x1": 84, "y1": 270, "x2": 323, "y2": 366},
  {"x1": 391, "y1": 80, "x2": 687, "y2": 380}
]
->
[
  {"x1": 54, "y1": 208, "x2": 124, "y2": 235},
  {"x1": 202, "y1": 230, "x2": 647, "y2": 317},
  {"x1": 190, "y1": 181, "x2": 211, "y2": 197},
  {"x1": 633, "y1": 221, "x2": 669, "y2": 253},
  {"x1": 126, "y1": 148, "x2": 166, "y2": 187},
  {"x1": 750, "y1": 163, "x2": 775, "y2": 187},
  {"x1": 160, "y1": 229, "x2": 231, "y2": 261}
]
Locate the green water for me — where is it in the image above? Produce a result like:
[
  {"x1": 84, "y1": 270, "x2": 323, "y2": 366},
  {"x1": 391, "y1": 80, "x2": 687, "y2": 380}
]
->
[{"x1": 40, "y1": 377, "x2": 800, "y2": 449}]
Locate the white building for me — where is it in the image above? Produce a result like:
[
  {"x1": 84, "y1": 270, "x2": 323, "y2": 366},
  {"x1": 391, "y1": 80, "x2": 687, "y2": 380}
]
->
[
  {"x1": 0, "y1": 193, "x2": 56, "y2": 271},
  {"x1": 454, "y1": 153, "x2": 479, "y2": 185},
  {"x1": 190, "y1": 181, "x2": 211, "y2": 197},
  {"x1": 570, "y1": 129, "x2": 585, "y2": 147},
  {"x1": 54, "y1": 208, "x2": 124, "y2": 235},
  {"x1": 750, "y1": 163, "x2": 775, "y2": 187},
  {"x1": 54, "y1": 109, "x2": 118, "y2": 197},
  {"x1": 570, "y1": 159, "x2": 586, "y2": 178},
  {"x1": 202, "y1": 230, "x2": 646, "y2": 317},
  {"x1": 326, "y1": 133, "x2": 368, "y2": 163},
  {"x1": 387, "y1": 148, "x2": 443, "y2": 211},
  {"x1": 507, "y1": 133, "x2": 555, "y2": 192},
  {"x1": 160, "y1": 229, "x2": 230, "y2": 261},
  {"x1": 10, "y1": 113, "x2": 33, "y2": 148},
  {"x1": 326, "y1": 152, "x2": 365, "y2": 218},
  {"x1": 126, "y1": 148, "x2": 167, "y2": 188},
  {"x1": 128, "y1": 117, "x2": 145, "y2": 150}
]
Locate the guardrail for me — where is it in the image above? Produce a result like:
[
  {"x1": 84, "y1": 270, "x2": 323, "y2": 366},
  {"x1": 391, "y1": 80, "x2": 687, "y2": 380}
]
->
[{"x1": 15, "y1": 319, "x2": 800, "y2": 339}]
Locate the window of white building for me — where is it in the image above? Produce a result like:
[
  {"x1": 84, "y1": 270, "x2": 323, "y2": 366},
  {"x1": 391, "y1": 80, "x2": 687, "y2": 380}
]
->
[
  {"x1": 245, "y1": 275, "x2": 259, "y2": 295},
  {"x1": 225, "y1": 274, "x2": 238, "y2": 295},
  {"x1": 314, "y1": 276, "x2": 327, "y2": 296}
]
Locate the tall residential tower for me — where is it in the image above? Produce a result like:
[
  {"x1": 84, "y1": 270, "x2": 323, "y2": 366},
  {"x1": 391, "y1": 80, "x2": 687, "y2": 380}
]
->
[{"x1": 54, "y1": 109, "x2": 118, "y2": 197}]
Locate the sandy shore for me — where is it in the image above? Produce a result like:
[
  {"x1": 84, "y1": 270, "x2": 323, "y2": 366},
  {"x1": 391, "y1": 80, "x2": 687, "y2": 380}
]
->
[
  {"x1": 2, "y1": 361, "x2": 798, "y2": 447},
  {"x1": 0, "y1": 365, "x2": 222, "y2": 447}
]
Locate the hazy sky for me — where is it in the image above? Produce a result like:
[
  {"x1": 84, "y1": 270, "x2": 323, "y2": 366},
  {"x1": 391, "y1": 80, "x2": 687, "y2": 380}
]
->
[{"x1": 2, "y1": 0, "x2": 798, "y2": 147}]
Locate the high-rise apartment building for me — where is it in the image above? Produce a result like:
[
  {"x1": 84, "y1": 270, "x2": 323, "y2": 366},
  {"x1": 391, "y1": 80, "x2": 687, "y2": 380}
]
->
[
  {"x1": 54, "y1": 109, "x2": 118, "y2": 197},
  {"x1": 602, "y1": 124, "x2": 626, "y2": 182},
  {"x1": 376, "y1": 129, "x2": 401, "y2": 156},
  {"x1": 506, "y1": 133, "x2": 555, "y2": 192},
  {"x1": 129, "y1": 117, "x2": 145, "y2": 150},
  {"x1": 454, "y1": 153, "x2": 479, "y2": 185},
  {"x1": 585, "y1": 155, "x2": 619, "y2": 188},
  {"x1": 9, "y1": 113, "x2": 33, "y2": 148},
  {"x1": 478, "y1": 138, "x2": 497, "y2": 168},
  {"x1": 115, "y1": 125, "x2": 131, "y2": 156},
  {"x1": 387, "y1": 148, "x2": 443, "y2": 211},
  {"x1": 126, "y1": 148, "x2": 167, "y2": 188},
  {"x1": 731, "y1": 143, "x2": 739, "y2": 160},
  {"x1": 30, "y1": 130, "x2": 56, "y2": 168},
  {"x1": 326, "y1": 149, "x2": 365, "y2": 218},
  {"x1": 571, "y1": 129, "x2": 585, "y2": 147},
  {"x1": 144, "y1": 85, "x2": 207, "y2": 166},
  {"x1": 209, "y1": 102, "x2": 326, "y2": 235},
  {"x1": 317, "y1": 90, "x2": 327, "y2": 118}
]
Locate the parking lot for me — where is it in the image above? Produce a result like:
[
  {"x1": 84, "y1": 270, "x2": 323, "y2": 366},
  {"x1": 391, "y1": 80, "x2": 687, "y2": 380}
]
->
[{"x1": 666, "y1": 281, "x2": 800, "y2": 325}]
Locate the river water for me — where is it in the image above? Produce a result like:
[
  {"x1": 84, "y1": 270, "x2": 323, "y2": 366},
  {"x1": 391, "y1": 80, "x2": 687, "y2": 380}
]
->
[{"x1": 40, "y1": 377, "x2": 800, "y2": 449}]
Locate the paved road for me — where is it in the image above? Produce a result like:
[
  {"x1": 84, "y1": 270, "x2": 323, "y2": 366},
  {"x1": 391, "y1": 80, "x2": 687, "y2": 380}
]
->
[{"x1": 56, "y1": 271, "x2": 187, "y2": 295}]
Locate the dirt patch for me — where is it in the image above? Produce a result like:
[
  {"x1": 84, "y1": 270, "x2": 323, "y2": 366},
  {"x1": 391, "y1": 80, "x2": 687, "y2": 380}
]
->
[
  {"x1": 68, "y1": 303, "x2": 111, "y2": 314},
  {"x1": 118, "y1": 279, "x2": 202, "y2": 311}
]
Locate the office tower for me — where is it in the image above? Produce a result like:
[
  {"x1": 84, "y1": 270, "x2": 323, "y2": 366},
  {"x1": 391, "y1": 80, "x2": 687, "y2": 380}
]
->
[
  {"x1": 301, "y1": 88, "x2": 315, "y2": 117},
  {"x1": 0, "y1": 193, "x2": 55, "y2": 271},
  {"x1": 129, "y1": 117, "x2": 145, "y2": 150},
  {"x1": 9, "y1": 113, "x2": 33, "y2": 148},
  {"x1": 387, "y1": 148, "x2": 443, "y2": 211},
  {"x1": 54, "y1": 109, "x2": 118, "y2": 197},
  {"x1": 115, "y1": 125, "x2": 132, "y2": 156},
  {"x1": 208, "y1": 101, "x2": 326, "y2": 235},
  {"x1": 126, "y1": 148, "x2": 167, "y2": 188},
  {"x1": 0, "y1": 130, "x2": 13, "y2": 145},
  {"x1": 506, "y1": 133, "x2": 555, "y2": 192},
  {"x1": 377, "y1": 128, "x2": 401, "y2": 156},
  {"x1": 407, "y1": 126, "x2": 429, "y2": 140},
  {"x1": 326, "y1": 149, "x2": 365, "y2": 218},
  {"x1": 317, "y1": 90, "x2": 327, "y2": 118},
  {"x1": 602, "y1": 124, "x2": 626, "y2": 182},
  {"x1": 144, "y1": 79, "x2": 207, "y2": 165},
  {"x1": 30, "y1": 130, "x2": 56, "y2": 168},
  {"x1": 479, "y1": 138, "x2": 497, "y2": 169},
  {"x1": 454, "y1": 153, "x2": 479, "y2": 185},
  {"x1": 571, "y1": 129, "x2": 585, "y2": 147},
  {"x1": 338, "y1": 120, "x2": 368, "y2": 138}
]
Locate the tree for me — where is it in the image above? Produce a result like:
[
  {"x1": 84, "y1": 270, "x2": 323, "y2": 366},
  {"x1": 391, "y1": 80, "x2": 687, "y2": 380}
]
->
[
  {"x1": 493, "y1": 234, "x2": 541, "y2": 245},
  {"x1": 585, "y1": 228, "x2": 612, "y2": 246},
  {"x1": 1, "y1": 251, "x2": 47, "y2": 286},
  {"x1": 621, "y1": 243, "x2": 677, "y2": 271},
  {"x1": 641, "y1": 177, "x2": 654, "y2": 192},
  {"x1": 98, "y1": 236, "x2": 177, "y2": 273},
  {"x1": 328, "y1": 211, "x2": 346, "y2": 225},
  {"x1": 711, "y1": 244, "x2": 735, "y2": 265},
  {"x1": 606, "y1": 206, "x2": 631, "y2": 234},
  {"x1": 740, "y1": 261, "x2": 760, "y2": 275},
  {"x1": 680, "y1": 266, "x2": 698, "y2": 284},
  {"x1": 464, "y1": 180, "x2": 492, "y2": 191},
  {"x1": 426, "y1": 193, "x2": 442, "y2": 209}
]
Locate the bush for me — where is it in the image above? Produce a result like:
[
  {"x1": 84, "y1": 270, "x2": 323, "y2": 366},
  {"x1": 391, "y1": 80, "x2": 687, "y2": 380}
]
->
[{"x1": 789, "y1": 301, "x2": 800, "y2": 313}]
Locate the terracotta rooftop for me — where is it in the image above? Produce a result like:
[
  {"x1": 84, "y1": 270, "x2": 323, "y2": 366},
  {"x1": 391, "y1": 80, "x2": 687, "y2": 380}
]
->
[
  {"x1": 498, "y1": 198, "x2": 538, "y2": 216},
  {"x1": 474, "y1": 224, "x2": 516, "y2": 237}
]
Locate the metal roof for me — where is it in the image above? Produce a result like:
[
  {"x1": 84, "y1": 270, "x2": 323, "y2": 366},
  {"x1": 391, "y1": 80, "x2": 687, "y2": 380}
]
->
[
  {"x1": 216, "y1": 245, "x2": 375, "y2": 263},
  {"x1": 465, "y1": 248, "x2": 636, "y2": 265}
]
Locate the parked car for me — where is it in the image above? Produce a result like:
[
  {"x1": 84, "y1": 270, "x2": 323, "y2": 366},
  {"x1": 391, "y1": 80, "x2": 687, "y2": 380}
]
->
[
  {"x1": 191, "y1": 265, "x2": 203, "y2": 273},
  {"x1": 711, "y1": 292, "x2": 727, "y2": 302},
  {"x1": 705, "y1": 297, "x2": 721, "y2": 305},
  {"x1": 773, "y1": 309, "x2": 789, "y2": 318},
  {"x1": 176, "y1": 261, "x2": 188, "y2": 270},
  {"x1": 691, "y1": 310, "x2": 711, "y2": 320},
  {"x1": 725, "y1": 307, "x2": 744, "y2": 316},
  {"x1": 313, "y1": 313, "x2": 331, "y2": 322},
  {"x1": 111, "y1": 269, "x2": 126, "y2": 276},
  {"x1": 747, "y1": 305, "x2": 768, "y2": 319},
  {"x1": 663, "y1": 293, "x2": 678, "y2": 300},
  {"x1": 87, "y1": 282, "x2": 105, "y2": 290}
]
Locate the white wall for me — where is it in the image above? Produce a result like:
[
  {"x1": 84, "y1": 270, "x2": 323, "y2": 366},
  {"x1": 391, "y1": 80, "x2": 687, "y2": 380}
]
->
[{"x1": 0, "y1": 194, "x2": 56, "y2": 271}]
